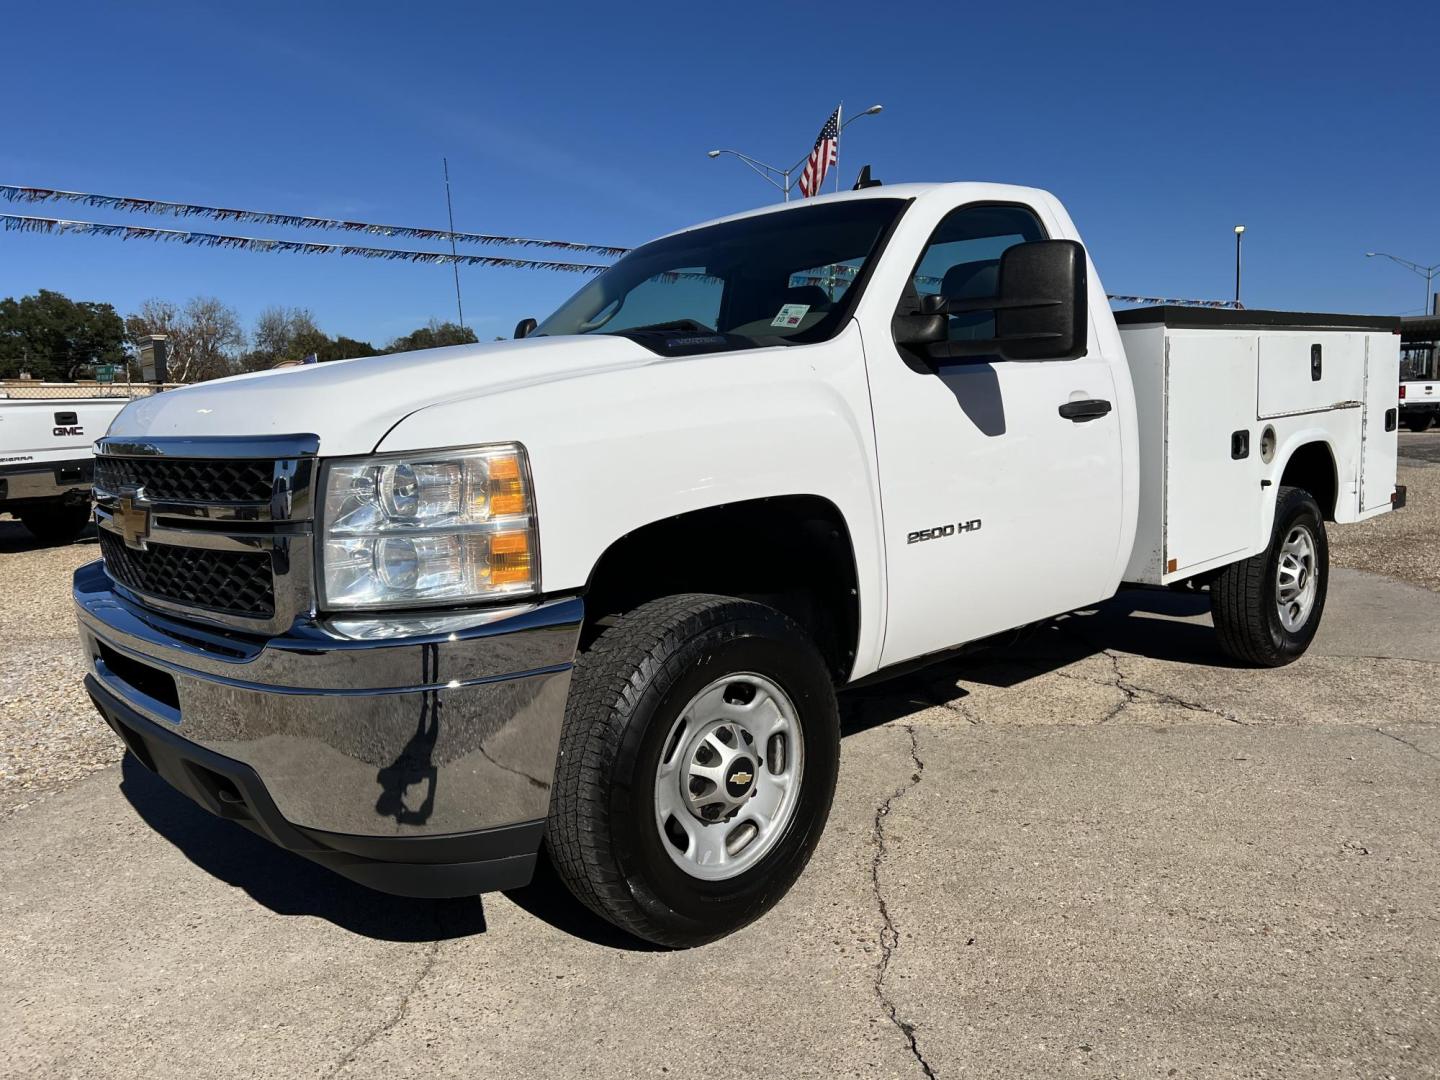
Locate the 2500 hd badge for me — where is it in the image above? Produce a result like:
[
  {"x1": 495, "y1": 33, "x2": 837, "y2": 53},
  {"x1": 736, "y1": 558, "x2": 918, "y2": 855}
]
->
[{"x1": 907, "y1": 519, "x2": 982, "y2": 544}]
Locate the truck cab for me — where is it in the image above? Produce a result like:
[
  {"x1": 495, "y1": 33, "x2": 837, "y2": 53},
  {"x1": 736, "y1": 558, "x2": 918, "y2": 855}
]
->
[{"x1": 73, "y1": 183, "x2": 1401, "y2": 946}]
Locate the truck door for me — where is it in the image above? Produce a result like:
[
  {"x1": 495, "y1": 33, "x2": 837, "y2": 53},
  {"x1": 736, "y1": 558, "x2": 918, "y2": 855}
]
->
[{"x1": 862, "y1": 203, "x2": 1125, "y2": 666}]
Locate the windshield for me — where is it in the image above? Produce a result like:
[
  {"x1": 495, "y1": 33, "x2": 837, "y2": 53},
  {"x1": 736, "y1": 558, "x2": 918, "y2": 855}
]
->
[{"x1": 535, "y1": 199, "x2": 906, "y2": 355}]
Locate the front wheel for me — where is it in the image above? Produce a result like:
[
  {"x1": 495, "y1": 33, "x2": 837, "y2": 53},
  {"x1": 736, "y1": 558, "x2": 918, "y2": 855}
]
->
[
  {"x1": 546, "y1": 594, "x2": 840, "y2": 947},
  {"x1": 1211, "y1": 485, "x2": 1328, "y2": 667}
]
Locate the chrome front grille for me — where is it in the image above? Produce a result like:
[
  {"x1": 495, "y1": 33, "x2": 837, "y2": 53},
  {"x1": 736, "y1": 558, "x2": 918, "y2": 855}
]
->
[
  {"x1": 99, "y1": 532, "x2": 276, "y2": 617},
  {"x1": 94, "y1": 456, "x2": 275, "y2": 505},
  {"x1": 93, "y1": 434, "x2": 320, "y2": 634}
]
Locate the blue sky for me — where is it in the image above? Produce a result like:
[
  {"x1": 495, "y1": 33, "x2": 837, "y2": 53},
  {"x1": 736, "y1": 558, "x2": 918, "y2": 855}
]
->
[{"x1": 1, "y1": 0, "x2": 1436, "y2": 348}]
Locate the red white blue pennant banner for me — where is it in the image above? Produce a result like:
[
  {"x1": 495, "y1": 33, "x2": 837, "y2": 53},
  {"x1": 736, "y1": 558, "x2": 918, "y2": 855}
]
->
[
  {"x1": 0, "y1": 184, "x2": 628, "y2": 257},
  {"x1": 0, "y1": 213, "x2": 609, "y2": 274}
]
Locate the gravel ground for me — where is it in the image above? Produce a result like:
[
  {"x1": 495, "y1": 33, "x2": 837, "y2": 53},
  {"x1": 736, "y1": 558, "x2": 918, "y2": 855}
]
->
[
  {"x1": 1330, "y1": 433, "x2": 1440, "y2": 591},
  {"x1": 0, "y1": 443, "x2": 1431, "y2": 822},
  {"x1": 0, "y1": 518, "x2": 119, "y2": 820}
]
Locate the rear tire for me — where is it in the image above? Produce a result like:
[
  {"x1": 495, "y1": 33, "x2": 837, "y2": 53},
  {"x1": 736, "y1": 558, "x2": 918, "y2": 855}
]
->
[
  {"x1": 1404, "y1": 413, "x2": 1431, "y2": 433},
  {"x1": 1211, "y1": 485, "x2": 1328, "y2": 667},
  {"x1": 18, "y1": 501, "x2": 93, "y2": 545},
  {"x1": 546, "y1": 593, "x2": 840, "y2": 948}
]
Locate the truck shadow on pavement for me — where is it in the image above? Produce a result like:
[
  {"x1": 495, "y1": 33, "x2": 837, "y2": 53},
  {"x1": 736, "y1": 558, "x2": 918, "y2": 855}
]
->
[
  {"x1": 118, "y1": 586, "x2": 1226, "y2": 949},
  {"x1": 841, "y1": 587, "x2": 1230, "y2": 732},
  {"x1": 0, "y1": 518, "x2": 98, "y2": 553},
  {"x1": 118, "y1": 756, "x2": 489, "y2": 942}
]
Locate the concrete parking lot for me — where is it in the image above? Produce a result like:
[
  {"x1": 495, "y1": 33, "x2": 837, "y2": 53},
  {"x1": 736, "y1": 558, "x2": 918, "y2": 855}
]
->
[{"x1": 3, "y1": 436, "x2": 1439, "y2": 1079}]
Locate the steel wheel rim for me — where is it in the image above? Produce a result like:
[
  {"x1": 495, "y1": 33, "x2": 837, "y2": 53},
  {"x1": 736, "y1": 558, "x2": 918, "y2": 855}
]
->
[
  {"x1": 1275, "y1": 524, "x2": 1318, "y2": 632},
  {"x1": 653, "y1": 672, "x2": 804, "y2": 882}
]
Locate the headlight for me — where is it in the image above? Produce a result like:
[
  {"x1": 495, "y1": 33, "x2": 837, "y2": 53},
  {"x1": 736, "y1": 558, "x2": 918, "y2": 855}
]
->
[{"x1": 319, "y1": 444, "x2": 538, "y2": 609}]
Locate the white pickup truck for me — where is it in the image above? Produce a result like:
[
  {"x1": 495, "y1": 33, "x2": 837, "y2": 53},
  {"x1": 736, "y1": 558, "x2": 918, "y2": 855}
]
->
[
  {"x1": 74, "y1": 183, "x2": 1403, "y2": 946},
  {"x1": 1, "y1": 396, "x2": 127, "y2": 542},
  {"x1": 1400, "y1": 377, "x2": 1436, "y2": 431}
]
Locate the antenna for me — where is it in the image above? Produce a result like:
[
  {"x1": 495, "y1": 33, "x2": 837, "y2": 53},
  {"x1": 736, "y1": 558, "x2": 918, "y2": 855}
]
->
[{"x1": 443, "y1": 157, "x2": 465, "y2": 329}]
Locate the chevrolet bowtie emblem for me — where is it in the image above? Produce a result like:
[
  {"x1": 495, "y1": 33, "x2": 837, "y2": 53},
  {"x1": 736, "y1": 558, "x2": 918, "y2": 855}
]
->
[
  {"x1": 116, "y1": 495, "x2": 151, "y2": 551},
  {"x1": 729, "y1": 770, "x2": 753, "y2": 786}
]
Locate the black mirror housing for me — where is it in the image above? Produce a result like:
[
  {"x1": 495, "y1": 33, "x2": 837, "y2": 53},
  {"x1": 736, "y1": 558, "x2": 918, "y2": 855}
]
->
[
  {"x1": 893, "y1": 239, "x2": 1088, "y2": 363},
  {"x1": 514, "y1": 317, "x2": 538, "y2": 340},
  {"x1": 994, "y1": 240, "x2": 1087, "y2": 361}
]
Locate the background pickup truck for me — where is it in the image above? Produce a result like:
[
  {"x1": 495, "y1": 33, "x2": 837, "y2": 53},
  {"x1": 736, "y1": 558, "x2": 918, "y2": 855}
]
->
[
  {"x1": 1, "y1": 396, "x2": 126, "y2": 542},
  {"x1": 74, "y1": 182, "x2": 1403, "y2": 947},
  {"x1": 1400, "y1": 377, "x2": 1437, "y2": 430}
]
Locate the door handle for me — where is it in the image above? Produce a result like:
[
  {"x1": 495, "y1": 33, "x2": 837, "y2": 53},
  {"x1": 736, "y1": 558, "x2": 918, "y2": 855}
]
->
[{"x1": 1058, "y1": 398, "x2": 1112, "y2": 422}]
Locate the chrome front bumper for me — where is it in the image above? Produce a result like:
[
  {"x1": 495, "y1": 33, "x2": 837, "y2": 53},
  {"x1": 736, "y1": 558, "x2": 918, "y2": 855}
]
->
[{"x1": 74, "y1": 561, "x2": 581, "y2": 843}]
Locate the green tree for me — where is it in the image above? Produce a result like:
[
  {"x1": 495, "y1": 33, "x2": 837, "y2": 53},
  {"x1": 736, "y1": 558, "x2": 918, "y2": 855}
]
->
[
  {"x1": 385, "y1": 320, "x2": 478, "y2": 354},
  {"x1": 318, "y1": 335, "x2": 378, "y2": 362},
  {"x1": 0, "y1": 289, "x2": 127, "y2": 380}
]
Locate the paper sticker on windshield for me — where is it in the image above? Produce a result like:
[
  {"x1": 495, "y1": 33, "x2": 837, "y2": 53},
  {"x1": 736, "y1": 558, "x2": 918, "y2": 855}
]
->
[{"x1": 771, "y1": 303, "x2": 810, "y2": 329}]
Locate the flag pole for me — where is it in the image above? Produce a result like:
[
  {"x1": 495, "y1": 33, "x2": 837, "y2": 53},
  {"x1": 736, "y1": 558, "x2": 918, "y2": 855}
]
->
[{"x1": 833, "y1": 102, "x2": 844, "y2": 194}]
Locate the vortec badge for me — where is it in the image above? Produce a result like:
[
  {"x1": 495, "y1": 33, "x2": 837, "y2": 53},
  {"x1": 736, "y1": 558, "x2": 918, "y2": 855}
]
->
[{"x1": 116, "y1": 496, "x2": 151, "y2": 550}]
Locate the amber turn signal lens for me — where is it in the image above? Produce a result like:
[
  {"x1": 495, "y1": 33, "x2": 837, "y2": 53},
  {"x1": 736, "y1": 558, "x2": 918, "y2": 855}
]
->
[
  {"x1": 489, "y1": 530, "x2": 532, "y2": 586},
  {"x1": 488, "y1": 454, "x2": 528, "y2": 517}
]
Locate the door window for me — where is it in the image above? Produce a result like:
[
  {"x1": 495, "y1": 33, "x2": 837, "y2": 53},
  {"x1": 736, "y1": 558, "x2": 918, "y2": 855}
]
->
[{"x1": 908, "y1": 205, "x2": 1047, "y2": 343}]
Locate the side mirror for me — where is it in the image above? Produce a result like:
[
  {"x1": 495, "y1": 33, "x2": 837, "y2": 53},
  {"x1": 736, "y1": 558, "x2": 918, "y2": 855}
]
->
[
  {"x1": 514, "y1": 317, "x2": 538, "y2": 340},
  {"x1": 993, "y1": 239, "x2": 1087, "y2": 361},
  {"x1": 893, "y1": 240, "x2": 1088, "y2": 362}
]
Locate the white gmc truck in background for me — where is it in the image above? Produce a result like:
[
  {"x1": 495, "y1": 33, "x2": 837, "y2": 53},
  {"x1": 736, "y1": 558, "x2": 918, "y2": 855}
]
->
[
  {"x1": 73, "y1": 182, "x2": 1403, "y2": 947},
  {"x1": 1, "y1": 396, "x2": 126, "y2": 542}
]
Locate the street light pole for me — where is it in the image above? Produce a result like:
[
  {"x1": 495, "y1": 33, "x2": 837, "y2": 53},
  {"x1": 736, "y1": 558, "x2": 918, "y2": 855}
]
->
[
  {"x1": 707, "y1": 104, "x2": 883, "y2": 201},
  {"x1": 1234, "y1": 225, "x2": 1245, "y2": 308},
  {"x1": 1365, "y1": 251, "x2": 1440, "y2": 314},
  {"x1": 833, "y1": 104, "x2": 883, "y2": 193},
  {"x1": 707, "y1": 148, "x2": 794, "y2": 201}
]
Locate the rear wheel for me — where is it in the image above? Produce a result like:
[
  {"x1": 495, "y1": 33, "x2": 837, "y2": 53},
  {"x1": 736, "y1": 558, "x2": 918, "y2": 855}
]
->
[
  {"x1": 1211, "y1": 485, "x2": 1328, "y2": 667},
  {"x1": 18, "y1": 501, "x2": 93, "y2": 545},
  {"x1": 1404, "y1": 413, "x2": 1432, "y2": 433},
  {"x1": 546, "y1": 593, "x2": 840, "y2": 947}
]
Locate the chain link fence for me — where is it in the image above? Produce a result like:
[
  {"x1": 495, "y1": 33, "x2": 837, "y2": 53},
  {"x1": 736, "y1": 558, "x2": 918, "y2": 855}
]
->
[{"x1": 0, "y1": 380, "x2": 186, "y2": 400}]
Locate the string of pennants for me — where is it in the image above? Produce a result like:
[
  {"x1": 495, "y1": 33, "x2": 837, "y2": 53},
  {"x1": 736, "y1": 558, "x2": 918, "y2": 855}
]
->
[
  {"x1": 0, "y1": 213, "x2": 609, "y2": 275},
  {"x1": 0, "y1": 184, "x2": 628, "y2": 257},
  {"x1": 0, "y1": 185, "x2": 1241, "y2": 308}
]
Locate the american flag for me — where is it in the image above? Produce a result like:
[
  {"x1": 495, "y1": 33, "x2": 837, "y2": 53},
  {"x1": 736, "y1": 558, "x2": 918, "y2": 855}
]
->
[{"x1": 797, "y1": 107, "x2": 840, "y2": 198}]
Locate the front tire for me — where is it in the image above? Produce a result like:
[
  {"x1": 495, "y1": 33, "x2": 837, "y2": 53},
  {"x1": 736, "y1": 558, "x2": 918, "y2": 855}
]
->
[
  {"x1": 1211, "y1": 486, "x2": 1328, "y2": 667},
  {"x1": 18, "y1": 501, "x2": 93, "y2": 545},
  {"x1": 546, "y1": 594, "x2": 840, "y2": 947}
]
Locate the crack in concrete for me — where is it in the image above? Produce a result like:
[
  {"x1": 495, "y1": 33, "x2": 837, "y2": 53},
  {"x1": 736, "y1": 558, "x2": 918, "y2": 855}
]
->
[
  {"x1": 869, "y1": 723, "x2": 939, "y2": 1080},
  {"x1": 1056, "y1": 649, "x2": 1243, "y2": 725},
  {"x1": 924, "y1": 684, "x2": 979, "y2": 725},
  {"x1": 322, "y1": 923, "x2": 443, "y2": 1077},
  {"x1": 1375, "y1": 726, "x2": 1440, "y2": 765}
]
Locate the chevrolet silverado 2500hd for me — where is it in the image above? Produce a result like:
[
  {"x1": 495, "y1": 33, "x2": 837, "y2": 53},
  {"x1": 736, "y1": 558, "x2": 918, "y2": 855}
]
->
[
  {"x1": 1, "y1": 396, "x2": 126, "y2": 542},
  {"x1": 74, "y1": 183, "x2": 1403, "y2": 946}
]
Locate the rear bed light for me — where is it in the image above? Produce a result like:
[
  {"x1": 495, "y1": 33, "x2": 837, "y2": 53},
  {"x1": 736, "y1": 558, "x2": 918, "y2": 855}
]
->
[{"x1": 1399, "y1": 385, "x2": 1406, "y2": 399}]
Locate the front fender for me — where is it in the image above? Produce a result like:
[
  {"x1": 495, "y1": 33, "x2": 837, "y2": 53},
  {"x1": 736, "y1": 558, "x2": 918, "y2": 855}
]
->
[{"x1": 375, "y1": 323, "x2": 890, "y2": 677}]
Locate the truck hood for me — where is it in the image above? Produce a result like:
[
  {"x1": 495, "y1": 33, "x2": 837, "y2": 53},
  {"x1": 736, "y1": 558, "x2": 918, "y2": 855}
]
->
[{"x1": 107, "y1": 336, "x2": 659, "y2": 456}]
